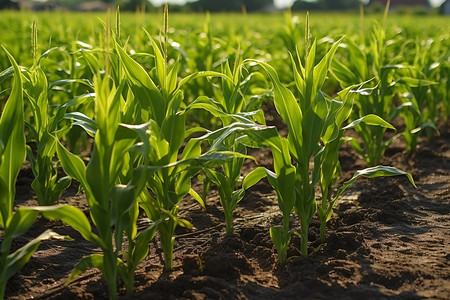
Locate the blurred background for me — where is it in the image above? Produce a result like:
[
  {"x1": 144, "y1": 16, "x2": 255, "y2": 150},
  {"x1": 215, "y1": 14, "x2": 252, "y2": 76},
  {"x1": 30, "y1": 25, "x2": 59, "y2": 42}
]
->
[{"x1": 0, "y1": 0, "x2": 448, "y2": 14}]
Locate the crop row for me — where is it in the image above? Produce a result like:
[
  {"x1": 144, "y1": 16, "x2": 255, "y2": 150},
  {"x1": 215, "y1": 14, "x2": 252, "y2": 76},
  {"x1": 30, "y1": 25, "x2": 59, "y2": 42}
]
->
[{"x1": 0, "y1": 7, "x2": 448, "y2": 300}]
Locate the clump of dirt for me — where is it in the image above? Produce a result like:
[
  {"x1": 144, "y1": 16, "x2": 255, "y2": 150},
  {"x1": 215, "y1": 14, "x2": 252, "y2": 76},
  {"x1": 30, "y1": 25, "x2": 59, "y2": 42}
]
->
[{"x1": 4, "y1": 123, "x2": 450, "y2": 300}]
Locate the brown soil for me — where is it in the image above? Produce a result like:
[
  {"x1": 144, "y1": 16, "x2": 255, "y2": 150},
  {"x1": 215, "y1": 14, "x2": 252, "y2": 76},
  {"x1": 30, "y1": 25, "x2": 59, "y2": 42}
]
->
[{"x1": 4, "y1": 123, "x2": 450, "y2": 300}]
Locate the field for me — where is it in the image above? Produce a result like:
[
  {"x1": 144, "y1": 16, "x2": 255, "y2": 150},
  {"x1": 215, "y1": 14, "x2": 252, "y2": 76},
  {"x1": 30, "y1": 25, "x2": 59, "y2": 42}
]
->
[{"x1": 1, "y1": 9, "x2": 449, "y2": 300}]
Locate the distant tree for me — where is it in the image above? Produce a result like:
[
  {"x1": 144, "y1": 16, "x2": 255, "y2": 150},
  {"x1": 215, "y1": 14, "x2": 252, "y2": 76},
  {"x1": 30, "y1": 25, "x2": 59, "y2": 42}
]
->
[
  {"x1": 292, "y1": 0, "x2": 322, "y2": 10},
  {"x1": 323, "y1": 0, "x2": 361, "y2": 10},
  {"x1": 189, "y1": 0, "x2": 239, "y2": 12},
  {"x1": 118, "y1": 0, "x2": 155, "y2": 11},
  {"x1": 189, "y1": 0, "x2": 273, "y2": 12},
  {"x1": 243, "y1": 0, "x2": 273, "y2": 11},
  {"x1": 292, "y1": 0, "x2": 363, "y2": 10},
  {"x1": 0, "y1": 0, "x2": 19, "y2": 10}
]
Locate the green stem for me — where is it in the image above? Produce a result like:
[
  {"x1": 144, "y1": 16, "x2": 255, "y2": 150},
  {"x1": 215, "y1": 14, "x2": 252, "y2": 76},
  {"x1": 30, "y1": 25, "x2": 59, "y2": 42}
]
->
[
  {"x1": 159, "y1": 221, "x2": 175, "y2": 270},
  {"x1": 225, "y1": 210, "x2": 234, "y2": 234},
  {"x1": 101, "y1": 226, "x2": 117, "y2": 300},
  {"x1": 0, "y1": 281, "x2": 6, "y2": 300},
  {"x1": 320, "y1": 189, "x2": 329, "y2": 244},
  {"x1": 103, "y1": 250, "x2": 118, "y2": 300},
  {"x1": 124, "y1": 239, "x2": 135, "y2": 294},
  {"x1": 162, "y1": 236, "x2": 174, "y2": 270},
  {"x1": 124, "y1": 272, "x2": 134, "y2": 295},
  {"x1": 300, "y1": 218, "x2": 309, "y2": 256},
  {"x1": 320, "y1": 219, "x2": 326, "y2": 244},
  {"x1": 282, "y1": 213, "x2": 290, "y2": 239},
  {"x1": 281, "y1": 212, "x2": 291, "y2": 263}
]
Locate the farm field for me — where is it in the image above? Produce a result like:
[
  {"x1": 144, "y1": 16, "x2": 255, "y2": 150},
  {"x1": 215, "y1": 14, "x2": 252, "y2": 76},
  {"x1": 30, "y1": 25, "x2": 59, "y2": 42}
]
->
[
  {"x1": 6, "y1": 123, "x2": 450, "y2": 299},
  {"x1": 1, "y1": 9, "x2": 449, "y2": 300}
]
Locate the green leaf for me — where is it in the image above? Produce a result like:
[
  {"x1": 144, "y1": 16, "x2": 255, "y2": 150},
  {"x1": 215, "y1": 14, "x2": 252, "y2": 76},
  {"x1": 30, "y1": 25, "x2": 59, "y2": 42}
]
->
[
  {"x1": 64, "y1": 112, "x2": 98, "y2": 136},
  {"x1": 2, "y1": 208, "x2": 39, "y2": 253},
  {"x1": 245, "y1": 59, "x2": 303, "y2": 158},
  {"x1": 32, "y1": 205, "x2": 104, "y2": 248},
  {"x1": 334, "y1": 165, "x2": 417, "y2": 202},
  {"x1": 178, "y1": 71, "x2": 230, "y2": 91},
  {"x1": 188, "y1": 100, "x2": 254, "y2": 125},
  {"x1": 65, "y1": 254, "x2": 104, "y2": 286},
  {"x1": 56, "y1": 139, "x2": 90, "y2": 192},
  {"x1": 392, "y1": 77, "x2": 437, "y2": 87},
  {"x1": 313, "y1": 37, "x2": 343, "y2": 93},
  {"x1": 0, "y1": 46, "x2": 26, "y2": 228},
  {"x1": 1, "y1": 230, "x2": 68, "y2": 282},
  {"x1": 343, "y1": 114, "x2": 395, "y2": 131},
  {"x1": 161, "y1": 92, "x2": 186, "y2": 158},
  {"x1": 270, "y1": 225, "x2": 291, "y2": 264},
  {"x1": 115, "y1": 42, "x2": 165, "y2": 126},
  {"x1": 412, "y1": 121, "x2": 439, "y2": 135},
  {"x1": 49, "y1": 78, "x2": 93, "y2": 90},
  {"x1": 188, "y1": 188, "x2": 205, "y2": 209},
  {"x1": 49, "y1": 93, "x2": 95, "y2": 133},
  {"x1": 132, "y1": 220, "x2": 161, "y2": 266},
  {"x1": 242, "y1": 167, "x2": 267, "y2": 190}
]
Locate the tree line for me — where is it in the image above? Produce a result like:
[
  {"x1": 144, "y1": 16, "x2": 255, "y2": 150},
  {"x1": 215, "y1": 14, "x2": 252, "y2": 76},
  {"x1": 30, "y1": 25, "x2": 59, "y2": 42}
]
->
[{"x1": 1, "y1": 0, "x2": 369, "y2": 11}]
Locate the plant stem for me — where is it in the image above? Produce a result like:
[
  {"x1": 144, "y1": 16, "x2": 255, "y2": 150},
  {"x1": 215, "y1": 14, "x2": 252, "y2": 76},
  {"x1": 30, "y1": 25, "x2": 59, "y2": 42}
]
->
[
  {"x1": 103, "y1": 250, "x2": 118, "y2": 300},
  {"x1": 124, "y1": 237, "x2": 135, "y2": 294},
  {"x1": 0, "y1": 281, "x2": 6, "y2": 300},
  {"x1": 320, "y1": 220, "x2": 326, "y2": 244},
  {"x1": 300, "y1": 218, "x2": 309, "y2": 256},
  {"x1": 281, "y1": 212, "x2": 291, "y2": 263},
  {"x1": 225, "y1": 211, "x2": 234, "y2": 234},
  {"x1": 159, "y1": 220, "x2": 175, "y2": 270}
]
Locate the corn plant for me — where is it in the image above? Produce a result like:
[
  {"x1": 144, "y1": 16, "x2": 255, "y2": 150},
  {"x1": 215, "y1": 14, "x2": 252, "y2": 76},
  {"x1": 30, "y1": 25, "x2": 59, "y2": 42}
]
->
[
  {"x1": 18, "y1": 37, "x2": 95, "y2": 206},
  {"x1": 245, "y1": 23, "x2": 416, "y2": 261},
  {"x1": 114, "y1": 28, "x2": 196, "y2": 270},
  {"x1": 189, "y1": 120, "x2": 275, "y2": 234},
  {"x1": 21, "y1": 57, "x2": 72, "y2": 205},
  {"x1": 188, "y1": 56, "x2": 267, "y2": 234},
  {"x1": 244, "y1": 133, "x2": 295, "y2": 264},
  {"x1": 114, "y1": 10, "x2": 251, "y2": 269},
  {"x1": 388, "y1": 39, "x2": 441, "y2": 152},
  {"x1": 0, "y1": 47, "x2": 69, "y2": 300},
  {"x1": 316, "y1": 86, "x2": 416, "y2": 243},
  {"x1": 54, "y1": 75, "x2": 165, "y2": 299},
  {"x1": 331, "y1": 24, "x2": 436, "y2": 165},
  {"x1": 246, "y1": 36, "x2": 347, "y2": 258},
  {"x1": 391, "y1": 78, "x2": 438, "y2": 153}
]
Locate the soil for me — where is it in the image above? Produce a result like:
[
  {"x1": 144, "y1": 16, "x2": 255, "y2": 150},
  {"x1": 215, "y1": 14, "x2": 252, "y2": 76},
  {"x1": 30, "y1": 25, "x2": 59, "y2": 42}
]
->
[{"x1": 4, "y1": 122, "x2": 450, "y2": 300}]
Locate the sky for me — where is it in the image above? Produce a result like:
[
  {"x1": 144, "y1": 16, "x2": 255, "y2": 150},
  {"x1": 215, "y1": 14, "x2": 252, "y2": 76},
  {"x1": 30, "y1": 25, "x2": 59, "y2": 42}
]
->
[{"x1": 149, "y1": 0, "x2": 446, "y2": 9}]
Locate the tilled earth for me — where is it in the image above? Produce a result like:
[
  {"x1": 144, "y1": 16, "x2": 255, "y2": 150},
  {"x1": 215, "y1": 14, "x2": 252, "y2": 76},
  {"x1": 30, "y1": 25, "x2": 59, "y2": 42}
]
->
[{"x1": 5, "y1": 122, "x2": 450, "y2": 300}]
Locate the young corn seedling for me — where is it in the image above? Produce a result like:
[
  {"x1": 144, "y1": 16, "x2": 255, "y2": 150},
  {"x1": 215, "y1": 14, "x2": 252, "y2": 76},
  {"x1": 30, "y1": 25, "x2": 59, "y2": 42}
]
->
[
  {"x1": 0, "y1": 47, "x2": 68, "y2": 300},
  {"x1": 245, "y1": 18, "x2": 416, "y2": 261},
  {"x1": 114, "y1": 7, "x2": 249, "y2": 269},
  {"x1": 189, "y1": 55, "x2": 267, "y2": 233},
  {"x1": 391, "y1": 78, "x2": 438, "y2": 153},
  {"x1": 22, "y1": 33, "x2": 72, "y2": 205},
  {"x1": 245, "y1": 33, "x2": 347, "y2": 258},
  {"x1": 189, "y1": 120, "x2": 275, "y2": 234},
  {"x1": 241, "y1": 131, "x2": 295, "y2": 264},
  {"x1": 18, "y1": 21, "x2": 97, "y2": 206},
  {"x1": 388, "y1": 40, "x2": 440, "y2": 153},
  {"x1": 114, "y1": 20, "x2": 200, "y2": 270},
  {"x1": 317, "y1": 85, "x2": 416, "y2": 243},
  {"x1": 331, "y1": 25, "x2": 432, "y2": 165},
  {"x1": 55, "y1": 74, "x2": 164, "y2": 298}
]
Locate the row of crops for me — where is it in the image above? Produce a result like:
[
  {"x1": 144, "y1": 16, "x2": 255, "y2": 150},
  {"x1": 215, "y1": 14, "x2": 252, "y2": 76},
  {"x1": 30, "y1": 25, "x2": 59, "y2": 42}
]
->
[{"x1": 0, "y1": 7, "x2": 449, "y2": 300}]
